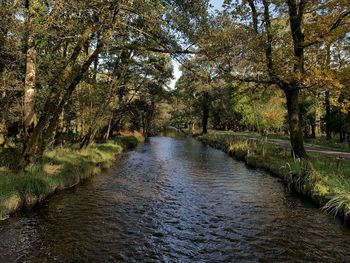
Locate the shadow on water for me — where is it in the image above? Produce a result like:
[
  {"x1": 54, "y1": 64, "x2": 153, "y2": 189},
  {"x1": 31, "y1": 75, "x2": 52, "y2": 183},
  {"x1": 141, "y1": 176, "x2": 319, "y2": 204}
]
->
[
  {"x1": 157, "y1": 126, "x2": 187, "y2": 139},
  {"x1": 0, "y1": 128, "x2": 350, "y2": 262}
]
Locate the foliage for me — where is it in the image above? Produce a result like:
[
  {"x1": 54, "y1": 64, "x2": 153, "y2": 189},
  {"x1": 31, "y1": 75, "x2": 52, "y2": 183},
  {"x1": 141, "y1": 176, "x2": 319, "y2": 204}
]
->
[
  {"x1": 0, "y1": 0, "x2": 208, "y2": 168},
  {"x1": 231, "y1": 83, "x2": 286, "y2": 133}
]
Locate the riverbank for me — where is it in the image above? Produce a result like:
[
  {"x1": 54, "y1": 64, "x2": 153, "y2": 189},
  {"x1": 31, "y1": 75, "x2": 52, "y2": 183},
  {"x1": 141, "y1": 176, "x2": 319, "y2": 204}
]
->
[
  {"x1": 198, "y1": 131, "x2": 350, "y2": 221},
  {"x1": 0, "y1": 134, "x2": 142, "y2": 220}
]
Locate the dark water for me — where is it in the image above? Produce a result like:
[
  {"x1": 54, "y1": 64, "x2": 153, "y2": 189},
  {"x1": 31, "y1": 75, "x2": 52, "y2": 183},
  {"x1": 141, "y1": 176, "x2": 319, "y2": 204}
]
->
[{"x1": 1, "y1": 131, "x2": 350, "y2": 262}]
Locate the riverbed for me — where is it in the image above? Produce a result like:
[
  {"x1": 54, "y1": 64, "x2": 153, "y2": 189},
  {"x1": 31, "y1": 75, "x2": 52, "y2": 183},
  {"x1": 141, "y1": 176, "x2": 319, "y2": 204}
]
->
[{"x1": 0, "y1": 133, "x2": 350, "y2": 262}]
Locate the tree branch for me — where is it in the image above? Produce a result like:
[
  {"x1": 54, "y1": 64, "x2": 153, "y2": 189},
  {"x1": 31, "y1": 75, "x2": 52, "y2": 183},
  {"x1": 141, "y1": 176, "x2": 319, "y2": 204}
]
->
[
  {"x1": 109, "y1": 45, "x2": 199, "y2": 55},
  {"x1": 303, "y1": 10, "x2": 350, "y2": 48}
]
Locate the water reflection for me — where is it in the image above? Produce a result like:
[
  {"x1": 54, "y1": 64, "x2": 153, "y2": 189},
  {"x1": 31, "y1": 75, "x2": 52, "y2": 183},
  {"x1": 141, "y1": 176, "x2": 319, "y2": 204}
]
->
[
  {"x1": 0, "y1": 135, "x2": 350, "y2": 262},
  {"x1": 158, "y1": 126, "x2": 187, "y2": 139}
]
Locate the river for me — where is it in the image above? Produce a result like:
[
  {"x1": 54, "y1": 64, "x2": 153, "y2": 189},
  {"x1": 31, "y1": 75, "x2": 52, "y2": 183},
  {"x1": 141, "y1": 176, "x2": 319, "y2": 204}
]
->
[{"x1": 1, "y1": 131, "x2": 350, "y2": 262}]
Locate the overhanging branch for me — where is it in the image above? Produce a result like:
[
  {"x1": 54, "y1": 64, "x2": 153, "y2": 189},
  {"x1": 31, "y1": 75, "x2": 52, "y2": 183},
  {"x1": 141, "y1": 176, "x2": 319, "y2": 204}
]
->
[
  {"x1": 109, "y1": 45, "x2": 199, "y2": 55},
  {"x1": 303, "y1": 10, "x2": 350, "y2": 48}
]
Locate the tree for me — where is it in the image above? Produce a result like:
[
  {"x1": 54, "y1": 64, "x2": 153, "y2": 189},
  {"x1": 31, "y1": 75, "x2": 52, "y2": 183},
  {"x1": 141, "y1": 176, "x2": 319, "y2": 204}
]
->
[
  {"x1": 231, "y1": 83, "x2": 286, "y2": 134},
  {"x1": 174, "y1": 57, "x2": 224, "y2": 134},
  {"x1": 207, "y1": 0, "x2": 350, "y2": 158}
]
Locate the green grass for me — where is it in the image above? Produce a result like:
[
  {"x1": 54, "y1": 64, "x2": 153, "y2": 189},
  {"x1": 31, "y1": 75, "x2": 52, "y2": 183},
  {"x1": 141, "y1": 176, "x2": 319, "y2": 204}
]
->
[
  {"x1": 267, "y1": 133, "x2": 350, "y2": 152},
  {"x1": 199, "y1": 131, "x2": 350, "y2": 219},
  {"x1": 0, "y1": 134, "x2": 142, "y2": 220},
  {"x1": 265, "y1": 133, "x2": 349, "y2": 152},
  {"x1": 304, "y1": 137, "x2": 350, "y2": 152},
  {"x1": 211, "y1": 130, "x2": 350, "y2": 152}
]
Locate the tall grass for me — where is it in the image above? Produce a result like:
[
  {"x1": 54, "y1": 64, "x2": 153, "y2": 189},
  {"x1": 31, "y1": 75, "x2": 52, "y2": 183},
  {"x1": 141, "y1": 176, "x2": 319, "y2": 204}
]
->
[{"x1": 199, "y1": 131, "x2": 350, "y2": 219}]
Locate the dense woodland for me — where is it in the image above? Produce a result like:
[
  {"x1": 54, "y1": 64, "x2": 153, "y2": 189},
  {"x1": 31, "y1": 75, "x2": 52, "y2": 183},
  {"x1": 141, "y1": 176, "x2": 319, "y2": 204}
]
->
[{"x1": 0, "y1": 0, "x2": 349, "y2": 169}]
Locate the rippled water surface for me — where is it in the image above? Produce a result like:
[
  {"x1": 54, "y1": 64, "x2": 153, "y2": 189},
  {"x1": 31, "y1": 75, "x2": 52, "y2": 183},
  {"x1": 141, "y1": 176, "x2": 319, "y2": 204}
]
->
[{"x1": 1, "y1": 132, "x2": 350, "y2": 262}]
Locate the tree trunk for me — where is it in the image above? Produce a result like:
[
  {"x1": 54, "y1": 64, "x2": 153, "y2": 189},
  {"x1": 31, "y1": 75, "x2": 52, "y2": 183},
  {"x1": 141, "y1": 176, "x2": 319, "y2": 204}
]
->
[
  {"x1": 0, "y1": 4, "x2": 7, "y2": 78},
  {"x1": 325, "y1": 43, "x2": 332, "y2": 140},
  {"x1": 23, "y1": 0, "x2": 37, "y2": 143},
  {"x1": 315, "y1": 95, "x2": 321, "y2": 135},
  {"x1": 325, "y1": 91, "x2": 332, "y2": 140},
  {"x1": 285, "y1": 0, "x2": 307, "y2": 158},
  {"x1": 144, "y1": 100, "x2": 155, "y2": 137},
  {"x1": 248, "y1": 0, "x2": 258, "y2": 34},
  {"x1": 262, "y1": 0, "x2": 274, "y2": 76},
  {"x1": 202, "y1": 92, "x2": 209, "y2": 134},
  {"x1": 311, "y1": 124, "x2": 316, "y2": 139},
  {"x1": 0, "y1": 114, "x2": 5, "y2": 147},
  {"x1": 23, "y1": 47, "x2": 37, "y2": 140},
  {"x1": 104, "y1": 112, "x2": 114, "y2": 140},
  {"x1": 340, "y1": 131, "x2": 345, "y2": 143},
  {"x1": 284, "y1": 89, "x2": 307, "y2": 158},
  {"x1": 80, "y1": 127, "x2": 98, "y2": 149}
]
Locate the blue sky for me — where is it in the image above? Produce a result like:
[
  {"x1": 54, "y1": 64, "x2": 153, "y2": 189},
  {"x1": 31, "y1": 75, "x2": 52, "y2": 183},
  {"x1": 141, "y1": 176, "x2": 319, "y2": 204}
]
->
[
  {"x1": 169, "y1": 0, "x2": 224, "y2": 89},
  {"x1": 210, "y1": 0, "x2": 224, "y2": 11}
]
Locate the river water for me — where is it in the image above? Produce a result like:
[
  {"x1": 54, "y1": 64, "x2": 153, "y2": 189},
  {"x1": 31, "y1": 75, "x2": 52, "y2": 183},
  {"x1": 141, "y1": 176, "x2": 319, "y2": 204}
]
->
[{"x1": 1, "y1": 131, "x2": 350, "y2": 262}]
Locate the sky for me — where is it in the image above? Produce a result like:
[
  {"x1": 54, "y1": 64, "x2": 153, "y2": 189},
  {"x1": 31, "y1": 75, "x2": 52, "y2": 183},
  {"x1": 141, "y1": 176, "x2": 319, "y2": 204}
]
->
[
  {"x1": 168, "y1": 0, "x2": 224, "y2": 89},
  {"x1": 210, "y1": 0, "x2": 225, "y2": 11}
]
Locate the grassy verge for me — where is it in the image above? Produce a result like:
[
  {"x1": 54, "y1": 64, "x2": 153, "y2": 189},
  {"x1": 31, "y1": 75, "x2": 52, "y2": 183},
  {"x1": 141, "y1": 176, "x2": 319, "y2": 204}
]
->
[
  {"x1": 266, "y1": 133, "x2": 350, "y2": 152},
  {"x1": 210, "y1": 131, "x2": 350, "y2": 152},
  {"x1": 198, "y1": 132, "x2": 350, "y2": 220},
  {"x1": 0, "y1": 134, "x2": 142, "y2": 220}
]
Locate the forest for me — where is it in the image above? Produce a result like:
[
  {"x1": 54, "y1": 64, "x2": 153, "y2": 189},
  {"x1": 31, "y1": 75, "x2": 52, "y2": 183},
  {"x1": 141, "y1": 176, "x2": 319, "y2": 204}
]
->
[
  {"x1": 2, "y1": 1, "x2": 350, "y2": 261},
  {"x1": 0, "y1": 0, "x2": 350, "y2": 214},
  {"x1": 171, "y1": 0, "x2": 350, "y2": 159},
  {"x1": 1, "y1": 0, "x2": 349, "y2": 166}
]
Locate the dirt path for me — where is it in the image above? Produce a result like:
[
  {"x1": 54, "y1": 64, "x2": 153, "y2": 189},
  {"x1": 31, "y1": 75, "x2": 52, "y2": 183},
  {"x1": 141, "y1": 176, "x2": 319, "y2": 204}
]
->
[{"x1": 206, "y1": 131, "x2": 350, "y2": 159}]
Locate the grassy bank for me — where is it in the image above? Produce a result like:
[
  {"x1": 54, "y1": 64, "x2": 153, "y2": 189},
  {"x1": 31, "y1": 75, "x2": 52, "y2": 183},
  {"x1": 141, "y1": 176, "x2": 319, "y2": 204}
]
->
[
  {"x1": 198, "y1": 131, "x2": 350, "y2": 220},
  {"x1": 260, "y1": 133, "x2": 350, "y2": 152},
  {"x1": 0, "y1": 134, "x2": 142, "y2": 220}
]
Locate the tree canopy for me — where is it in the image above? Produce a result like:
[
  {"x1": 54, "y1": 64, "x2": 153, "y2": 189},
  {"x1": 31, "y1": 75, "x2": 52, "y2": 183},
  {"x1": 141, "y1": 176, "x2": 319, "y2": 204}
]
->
[{"x1": 0, "y1": 0, "x2": 349, "y2": 169}]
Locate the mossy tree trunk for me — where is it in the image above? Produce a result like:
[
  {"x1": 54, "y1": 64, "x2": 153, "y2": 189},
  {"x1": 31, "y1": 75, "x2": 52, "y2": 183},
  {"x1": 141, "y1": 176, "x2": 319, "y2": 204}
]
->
[
  {"x1": 285, "y1": 88, "x2": 307, "y2": 158},
  {"x1": 285, "y1": 0, "x2": 307, "y2": 158},
  {"x1": 23, "y1": 0, "x2": 37, "y2": 144}
]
